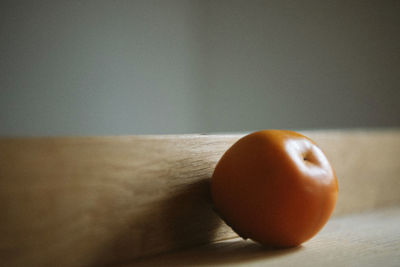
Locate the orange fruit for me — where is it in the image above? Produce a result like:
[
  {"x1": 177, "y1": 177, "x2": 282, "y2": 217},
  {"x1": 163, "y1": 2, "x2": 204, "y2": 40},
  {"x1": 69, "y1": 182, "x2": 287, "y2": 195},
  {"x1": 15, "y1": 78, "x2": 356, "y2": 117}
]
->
[{"x1": 211, "y1": 130, "x2": 338, "y2": 247}]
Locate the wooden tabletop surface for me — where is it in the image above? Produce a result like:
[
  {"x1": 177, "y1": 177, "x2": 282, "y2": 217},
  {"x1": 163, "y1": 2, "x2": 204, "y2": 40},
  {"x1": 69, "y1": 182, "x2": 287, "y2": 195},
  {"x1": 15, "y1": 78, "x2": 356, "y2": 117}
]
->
[
  {"x1": 0, "y1": 129, "x2": 399, "y2": 266},
  {"x1": 133, "y1": 206, "x2": 400, "y2": 267}
]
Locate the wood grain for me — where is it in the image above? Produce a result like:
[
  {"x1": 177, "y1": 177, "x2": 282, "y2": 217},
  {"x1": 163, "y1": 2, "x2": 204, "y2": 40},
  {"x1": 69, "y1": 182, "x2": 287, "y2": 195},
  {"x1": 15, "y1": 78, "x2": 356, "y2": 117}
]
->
[
  {"x1": 0, "y1": 130, "x2": 399, "y2": 266},
  {"x1": 133, "y1": 206, "x2": 400, "y2": 267}
]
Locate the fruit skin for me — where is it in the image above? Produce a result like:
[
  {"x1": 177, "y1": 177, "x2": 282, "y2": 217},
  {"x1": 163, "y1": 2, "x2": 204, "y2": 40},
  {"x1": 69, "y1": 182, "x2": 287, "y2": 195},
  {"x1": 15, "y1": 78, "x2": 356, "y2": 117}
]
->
[{"x1": 211, "y1": 130, "x2": 338, "y2": 248}]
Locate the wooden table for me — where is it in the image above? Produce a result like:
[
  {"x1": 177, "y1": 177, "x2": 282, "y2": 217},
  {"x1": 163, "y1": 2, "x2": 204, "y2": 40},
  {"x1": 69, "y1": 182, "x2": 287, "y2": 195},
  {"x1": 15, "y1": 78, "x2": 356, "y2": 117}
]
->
[
  {"x1": 134, "y1": 206, "x2": 400, "y2": 266},
  {"x1": 1, "y1": 129, "x2": 399, "y2": 266}
]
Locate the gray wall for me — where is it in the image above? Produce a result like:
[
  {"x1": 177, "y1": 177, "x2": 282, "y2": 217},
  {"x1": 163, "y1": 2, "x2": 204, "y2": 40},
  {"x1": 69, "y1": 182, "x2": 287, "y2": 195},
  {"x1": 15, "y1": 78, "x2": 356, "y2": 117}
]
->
[{"x1": 1, "y1": 0, "x2": 399, "y2": 136}]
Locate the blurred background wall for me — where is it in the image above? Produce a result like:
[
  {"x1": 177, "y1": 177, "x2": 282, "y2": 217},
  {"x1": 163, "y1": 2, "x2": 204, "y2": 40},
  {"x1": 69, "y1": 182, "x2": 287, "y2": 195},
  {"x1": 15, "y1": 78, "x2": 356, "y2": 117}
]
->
[{"x1": 1, "y1": 0, "x2": 399, "y2": 136}]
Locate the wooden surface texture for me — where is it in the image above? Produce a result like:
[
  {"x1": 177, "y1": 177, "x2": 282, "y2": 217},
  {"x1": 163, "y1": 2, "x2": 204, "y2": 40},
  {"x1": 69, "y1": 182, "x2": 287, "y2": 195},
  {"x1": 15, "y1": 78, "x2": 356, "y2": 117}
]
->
[
  {"x1": 133, "y1": 206, "x2": 400, "y2": 267},
  {"x1": 0, "y1": 129, "x2": 399, "y2": 266}
]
